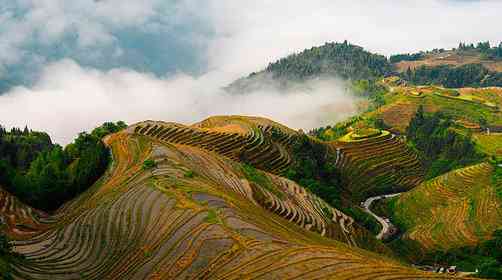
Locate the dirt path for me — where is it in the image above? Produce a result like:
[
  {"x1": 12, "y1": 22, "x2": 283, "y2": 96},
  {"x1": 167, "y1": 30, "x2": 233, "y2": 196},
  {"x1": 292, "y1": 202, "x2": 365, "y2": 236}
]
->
[{"x1": 361, "y1": 193, "x2": 402, "y2": 240}]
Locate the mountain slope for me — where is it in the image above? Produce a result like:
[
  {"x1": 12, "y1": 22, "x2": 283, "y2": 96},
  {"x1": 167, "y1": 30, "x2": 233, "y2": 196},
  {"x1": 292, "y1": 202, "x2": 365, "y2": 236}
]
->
[
  {"x1": 331, "y1": 131, "x2": 425, "y2": 201},
  {"x1": 2, "y1": 117, "x2": 466, "y2": 279}
]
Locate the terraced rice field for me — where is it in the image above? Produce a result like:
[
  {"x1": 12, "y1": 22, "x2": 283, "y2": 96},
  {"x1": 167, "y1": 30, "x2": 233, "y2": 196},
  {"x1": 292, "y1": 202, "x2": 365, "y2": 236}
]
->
[
  {"x1": 1, "y1": 117, "x2": 471, "y2": 279},
  {"x1": 393, "y1": 50, "x2": 502, "y2": 73},
  {"x1": 373, "y1": 82, "x2": 502, "y2": 133},
  {"x1": 133, "y1": 118, "x2": 426, "y2": 204},
  {"x1": 374, "y1": 101, "x2": 420, "y2": 133},
  {"x1": 131, "y1": 117, "x2": 299, "y2": 175},
  {"x1": 0, "y1": 189, "x2": 54, "y2": 240},
  {"x1": 332, "y1": 132, "x2": 425, "y2": 201},
  {"x1": 394, "y1": 162, "x2": 502, "y2": 251}
]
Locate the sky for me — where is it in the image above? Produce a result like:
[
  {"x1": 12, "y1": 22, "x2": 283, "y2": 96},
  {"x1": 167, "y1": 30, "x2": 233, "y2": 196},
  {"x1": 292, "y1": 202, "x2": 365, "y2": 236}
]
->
[{"x1": 0, "y1": 0, "x2": 501, "y2": 144}]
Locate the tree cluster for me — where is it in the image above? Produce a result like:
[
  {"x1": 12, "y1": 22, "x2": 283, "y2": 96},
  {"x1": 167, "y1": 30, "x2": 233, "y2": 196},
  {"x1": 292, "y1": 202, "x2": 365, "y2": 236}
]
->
[
  {"x1": 406, "y1": 106, "x2": 484, "y2": 178},
  {"x1": 423, "y1": 230, "x2": 502, "y2": 279},
  {"x1": 0, "y1": 121, "x2": 127, "y2": 211},
  {"x1": 402, "y1": 63, "x2": 502, "y2": 88},
  {"x1": 0, "y1": 231, "x2": 19, "y2": 280},
  {"x1": 389, "y1": 52, "x2": 425, "y2": 64},
  {"x1": 265, "y1": 41, "x2": 393, "y2": 82},
  {"x1": 285, "y1": 135, "x2": 381, "y2": 234},
  {"x1": 458, "y1": 41, "x2": 502, "y2": 60}
]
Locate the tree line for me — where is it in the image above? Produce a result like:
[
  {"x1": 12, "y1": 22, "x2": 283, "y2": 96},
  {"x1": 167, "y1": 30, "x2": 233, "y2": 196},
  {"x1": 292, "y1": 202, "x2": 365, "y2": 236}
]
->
[
  {"x1": 402, "y1": 63, "x2": 502, "y2": 88},
  {"x1": 265, "y1": 41, "x2": 393, "y2": 82},
  {"x1": 458, "y1": 41, "x2": 502, "y2": 60},
  {"x1": 0, "y1": 121, "x2": 127, "y2": 211}
]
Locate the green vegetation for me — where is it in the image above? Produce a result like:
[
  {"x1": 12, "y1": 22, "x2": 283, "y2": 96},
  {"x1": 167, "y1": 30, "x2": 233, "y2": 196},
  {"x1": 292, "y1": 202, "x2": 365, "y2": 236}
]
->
[
  {"x1": 406, "y1": 106, "x2": 485, "y2": 178},
  {"x1": 0, "y1": 126, "x2": 53, "y2": 172},
  {"x1": 475, "y1": 134, "x2": 502, "y2": 156},
  {"x1": 264, "y1": 41, "x2": 392, "y2": 81},
  {"x1": 403, "y1": 63, "x2": 502, "y2": 88},
  {"x1": 242, "y1": 164, "x2": 282, "y2": 198},
  {"x1": 492, "y1": 163, "x2": 502, "y2": 200},
  {"x1": 421, "y1": 230, "x2": 502, "y2": 279},
  {"x1": 351, "y1": 79, "x2": 388, "y2": 109},
  {"x1": 203, "y1": 208, "x2": 222, "y2": 224},
  {"x1": 286, "y1": 136, "x2": 342, "y2": 205},
  {"x1": 458, "y1": 41, "x2": 502, "y2": 60},
  {"x1": 286, "y1": 135, "x2": 381, "y2": 234},
  {"x1": 228, "y1": 41, "x2": 393, "y2": 93},
  {"x1": 391, "y1": 162, "x2": 501, "y2": 264},
  {"x1": 184, "y1": 170, "x2": 195, "y2": 178},
  {"x1": 348, "y1": 128, "x2": 382, "y2": 141},
  {"x1": 0, "y1": 121, "x2": 127, "y2": 211},
  {"x1": 390, "y1": 52, "x2": 426, "y2": 64},
  {"x1": 0, "y1": 232, "x2": 21, "y2": 280},
  {"x1": 142, "y1": 159, "x2": 156, "y2": 170},
  {"x1": 310, "y1": 116, "x2": 361, "y2": 141}
]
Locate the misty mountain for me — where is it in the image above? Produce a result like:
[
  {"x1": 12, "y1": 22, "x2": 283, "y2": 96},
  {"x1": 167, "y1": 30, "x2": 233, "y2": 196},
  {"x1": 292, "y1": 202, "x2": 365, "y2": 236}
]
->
[{"x1": 227, "y1": 41, "x2": 393, "y2": 93}]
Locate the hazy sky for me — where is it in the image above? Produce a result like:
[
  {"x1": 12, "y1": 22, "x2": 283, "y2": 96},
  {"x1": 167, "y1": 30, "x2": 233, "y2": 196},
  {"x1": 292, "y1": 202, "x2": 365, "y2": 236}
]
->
[{"x1": 0, "y1": 0, "x2": 501, "y2": 144}]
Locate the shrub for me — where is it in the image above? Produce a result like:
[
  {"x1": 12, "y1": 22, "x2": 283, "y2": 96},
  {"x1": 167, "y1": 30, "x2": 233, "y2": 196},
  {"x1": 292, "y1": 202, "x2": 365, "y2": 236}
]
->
[
  {"x1": 242, "y1": 164, "x2": 282, "y2": 198},
  {"x1": 142, "y1": 159, "x2": 156, "y2": 170},
  {"x1": 184, "y1": 170, "x2": 195, "y2": 178}
]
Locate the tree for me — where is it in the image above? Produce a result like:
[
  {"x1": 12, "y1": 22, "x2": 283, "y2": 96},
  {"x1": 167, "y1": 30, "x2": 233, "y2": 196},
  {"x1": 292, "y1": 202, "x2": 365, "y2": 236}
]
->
[
  {"x1": 0, "y1": 121, "x2": 126, "y2": 211},
  {"x1": 406, "y1": 110, "x2": 484, "y2": 178}
]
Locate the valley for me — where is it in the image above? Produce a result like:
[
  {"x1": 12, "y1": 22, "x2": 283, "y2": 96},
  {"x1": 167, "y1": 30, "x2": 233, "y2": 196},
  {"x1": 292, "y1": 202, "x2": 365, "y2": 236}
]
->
[{"x1": 1, "y1": 40, "x2": 502, "y2": 279}]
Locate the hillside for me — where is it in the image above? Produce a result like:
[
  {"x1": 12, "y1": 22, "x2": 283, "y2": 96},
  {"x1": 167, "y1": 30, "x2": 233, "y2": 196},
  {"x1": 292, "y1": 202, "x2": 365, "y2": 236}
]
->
[
  {"x1": 227, "y1": 41, "x2": 392, "y2": 93},
  {"x1": 0, "y1": 118, "x2": 470, "y2": 279},
  {"x1": 366, "y1": 79, "x2": 502, "y2": 134},
  {"x1": 229, "y1": 41, "x2": 502, "y2": 96},
  {"x1": 393, "y1": 162, "x2": 502, "y2": 253}
]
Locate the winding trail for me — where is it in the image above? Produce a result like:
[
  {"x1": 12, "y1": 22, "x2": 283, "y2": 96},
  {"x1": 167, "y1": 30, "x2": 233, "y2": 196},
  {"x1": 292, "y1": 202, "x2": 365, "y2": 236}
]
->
[{"x1": 362, "y1": 193, "x2": 402, "y2": 240}]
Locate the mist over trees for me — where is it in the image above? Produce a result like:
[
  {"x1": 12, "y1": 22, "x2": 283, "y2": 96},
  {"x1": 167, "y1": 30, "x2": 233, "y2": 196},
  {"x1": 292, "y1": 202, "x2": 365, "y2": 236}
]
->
[{"x1": 228, "y1": 41, "x2": 393, "y2": 93}]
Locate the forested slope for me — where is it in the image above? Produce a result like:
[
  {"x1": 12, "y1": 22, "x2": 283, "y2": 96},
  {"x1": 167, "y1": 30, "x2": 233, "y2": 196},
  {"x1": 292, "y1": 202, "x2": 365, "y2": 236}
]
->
[{"x1": 228, "y1": 41, "x2": 393, "y2": 93}]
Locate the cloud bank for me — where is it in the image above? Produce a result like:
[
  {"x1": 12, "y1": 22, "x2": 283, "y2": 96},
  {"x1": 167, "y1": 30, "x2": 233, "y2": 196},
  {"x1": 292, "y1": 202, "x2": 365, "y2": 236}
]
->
[
  {"x1": 1, "y1": 60, "x2": 356, "y2": 144},
  {"x1": 1, "y1": 0, "x2": 501, "y2": 144}
]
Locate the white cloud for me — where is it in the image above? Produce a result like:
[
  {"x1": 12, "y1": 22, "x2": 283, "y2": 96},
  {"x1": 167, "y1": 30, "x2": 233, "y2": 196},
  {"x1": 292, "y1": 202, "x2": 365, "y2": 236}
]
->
[
  {"x1": 1, "y1": 60, "x2": 356, "y2": 144},
  {"x1": 1, "y1": 0, "x2": 501, "y2": 144},
  {"x1": 0, "y1": 0, "x2": 173, "y2": 69},
  {"x1": 203, "y1": 0, "x2": 502, "y2": 75}
]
